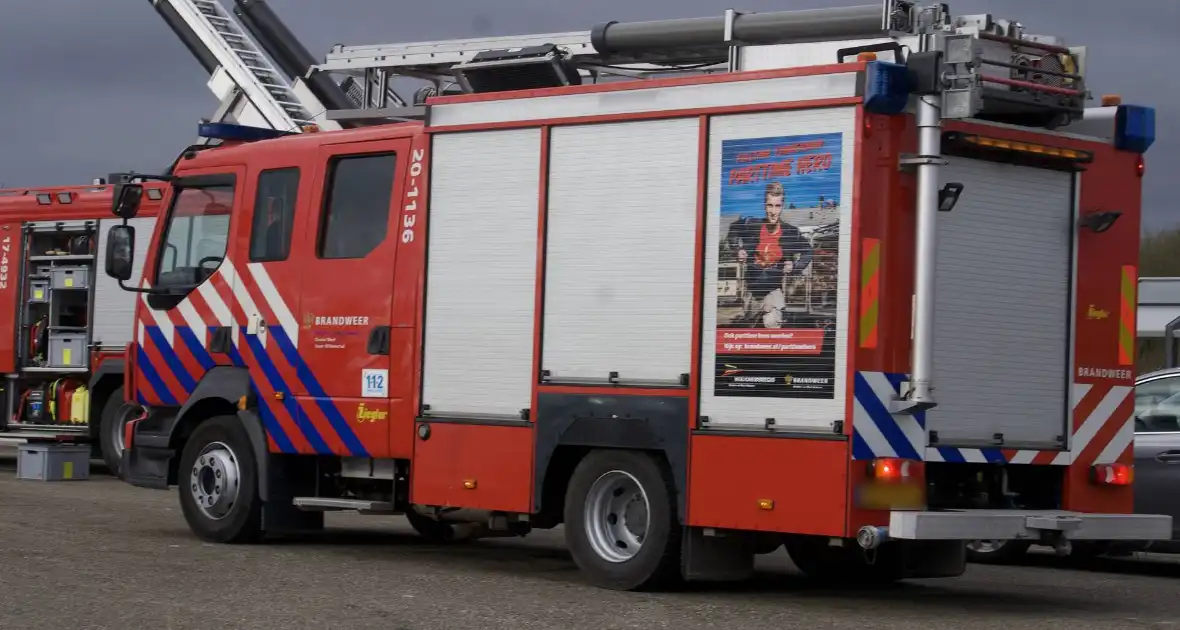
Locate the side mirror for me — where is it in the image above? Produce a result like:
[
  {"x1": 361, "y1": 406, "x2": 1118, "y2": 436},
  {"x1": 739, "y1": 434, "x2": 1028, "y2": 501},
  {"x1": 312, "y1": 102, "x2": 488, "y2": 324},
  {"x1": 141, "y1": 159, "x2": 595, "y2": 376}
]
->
[
  {"x1": 112, "y1": 183, "x2": 144, "y2": 219},
  {"x1": 105, "y1": 225, "x2": 136, "y2": 282}
]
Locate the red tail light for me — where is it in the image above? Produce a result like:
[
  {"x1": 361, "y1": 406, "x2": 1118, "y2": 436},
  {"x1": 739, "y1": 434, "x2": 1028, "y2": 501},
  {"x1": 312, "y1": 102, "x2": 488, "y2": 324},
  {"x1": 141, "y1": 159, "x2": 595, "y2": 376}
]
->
[
  {"x1": 1092, "y1": 463, "x2": 1134, "y2": 486},
  {"x1": 870, "y1": 457, "x2": 913, "y2": 482},
  {"x1": 1136, "y1": 155, "x2": 1145, "y2": 178}
]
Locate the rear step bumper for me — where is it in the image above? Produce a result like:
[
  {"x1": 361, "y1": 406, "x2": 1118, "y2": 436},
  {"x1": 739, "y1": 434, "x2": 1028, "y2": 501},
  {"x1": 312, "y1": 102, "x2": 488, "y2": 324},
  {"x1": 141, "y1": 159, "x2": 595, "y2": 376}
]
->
[{"x1": 886, "y1": 509, "x2": 1172, "y2": 542}]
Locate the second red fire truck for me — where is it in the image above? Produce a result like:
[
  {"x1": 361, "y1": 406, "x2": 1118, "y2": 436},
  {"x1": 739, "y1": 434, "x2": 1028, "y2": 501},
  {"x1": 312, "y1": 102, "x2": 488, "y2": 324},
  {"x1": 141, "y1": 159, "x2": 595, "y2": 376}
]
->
[
  {"x1": 110, "y1": 1, "x2": 1171, "y2": 590},
  {"x1": 0, "y1": 182, "x2": 165, "y2": 472}
]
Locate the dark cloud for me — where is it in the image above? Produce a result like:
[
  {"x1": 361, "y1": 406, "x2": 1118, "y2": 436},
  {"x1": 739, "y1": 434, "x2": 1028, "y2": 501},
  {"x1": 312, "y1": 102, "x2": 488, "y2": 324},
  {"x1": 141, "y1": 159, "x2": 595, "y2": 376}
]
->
[{"x1": 0, "y1": 0, "x2": 1174, "y2": 230}]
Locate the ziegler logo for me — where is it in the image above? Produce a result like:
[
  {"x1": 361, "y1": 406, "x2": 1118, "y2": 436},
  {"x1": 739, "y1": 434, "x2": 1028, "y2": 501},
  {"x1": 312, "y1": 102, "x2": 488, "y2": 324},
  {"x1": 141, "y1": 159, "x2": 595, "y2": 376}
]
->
[
  {"x1": 1087, "y1": 304, "x2": 1109, "y2": 320},
  {"x1": 721, "y1": 364, "x2": 742, "y2": 377},
  {"x1": 356, "y1": 404, "x2": 388, "y2": 423}
]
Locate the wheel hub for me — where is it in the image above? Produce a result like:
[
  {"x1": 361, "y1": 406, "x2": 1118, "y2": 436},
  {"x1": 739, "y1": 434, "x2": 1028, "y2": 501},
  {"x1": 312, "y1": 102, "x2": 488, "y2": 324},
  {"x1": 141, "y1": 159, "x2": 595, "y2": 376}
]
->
[
  {"x1": 584, "y1": 470, "x2": 651, "y2": 563},
  {"x1": 189, "y1": 442, "x2": 241, "y2": 521},
  {"x1": 967, "y1": 540, "x2": 1006, "y2": 553}
]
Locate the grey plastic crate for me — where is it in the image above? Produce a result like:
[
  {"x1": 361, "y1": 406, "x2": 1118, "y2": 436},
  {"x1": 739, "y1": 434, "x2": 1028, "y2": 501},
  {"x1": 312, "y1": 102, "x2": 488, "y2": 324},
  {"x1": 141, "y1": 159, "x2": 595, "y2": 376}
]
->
[
  {"x1": 48, "y1": 332, "x2": 87, "y2": 368},
  {"x1": 17, "y1": 443, "x2": 91, "y2": 481},
  {"x1": 51, "y1": 266, "x2": 89, "y2": 290},
  {"x1": 28, "y1": 279, "x2": 49, "y2": 304}
]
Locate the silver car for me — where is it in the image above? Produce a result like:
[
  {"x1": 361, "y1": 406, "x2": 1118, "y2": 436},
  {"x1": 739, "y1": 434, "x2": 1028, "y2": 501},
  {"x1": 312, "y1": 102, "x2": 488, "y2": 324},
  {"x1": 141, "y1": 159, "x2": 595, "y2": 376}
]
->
[{"x1": 967, "y1": 367, "x2": 1180, "y2": 563}]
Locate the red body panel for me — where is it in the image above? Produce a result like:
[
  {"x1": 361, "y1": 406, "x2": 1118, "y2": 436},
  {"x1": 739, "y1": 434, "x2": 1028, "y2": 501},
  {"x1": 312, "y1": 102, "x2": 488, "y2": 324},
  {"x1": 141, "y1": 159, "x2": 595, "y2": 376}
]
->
[
  {"x1": 687, "y1": 434, "x2": 848, "y2": 536},
  {"x1": 0, "y1": 221, "x2": 23, "y2": 373},
  {"x1": 410, "y1": 422, "x2": 534, "y2": 513}
]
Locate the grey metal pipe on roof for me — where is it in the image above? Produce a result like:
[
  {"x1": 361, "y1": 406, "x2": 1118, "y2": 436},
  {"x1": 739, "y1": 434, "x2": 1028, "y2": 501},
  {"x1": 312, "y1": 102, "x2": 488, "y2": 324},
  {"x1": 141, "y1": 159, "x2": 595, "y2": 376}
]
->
[
  {"x1": 233, "y1": 0, "x2": 358, "y2": 115},
  {"x1": 590, "y1": 5, "x2": 890, "y2": 56}
]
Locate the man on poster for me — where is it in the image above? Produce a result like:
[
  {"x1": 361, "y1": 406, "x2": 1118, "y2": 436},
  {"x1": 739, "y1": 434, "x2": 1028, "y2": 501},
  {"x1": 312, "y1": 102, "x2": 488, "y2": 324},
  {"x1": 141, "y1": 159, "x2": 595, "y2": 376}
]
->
[{"x1": 727, "y1": 181, "x2": 814, "y2": 328}]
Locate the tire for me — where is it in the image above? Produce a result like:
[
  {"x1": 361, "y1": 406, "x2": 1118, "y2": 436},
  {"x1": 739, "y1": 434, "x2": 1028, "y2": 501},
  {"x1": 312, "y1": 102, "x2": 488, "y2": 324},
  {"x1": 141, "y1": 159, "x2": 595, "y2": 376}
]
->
[
  {"x1": 753, "y1": 533, "x2": 783, "y2": 555},
  {"x1": 785, "y1": 536, "x2": 906, "y2": 584},
  {"x1": 965, "y1": 539, "x2": 1030, "y2": 564},
  {"x1": 98, "y1": 386, "x2": 138, "y2": 476},
  {"x1": 404, "y1": 509, "x2": 482, "y2": 543},
  {"x1": 563, "y1": 449, "x2": 681, "y2": 591},
  {"x1": 177, "y1": 415, "x2": 263, "y2": 544}
]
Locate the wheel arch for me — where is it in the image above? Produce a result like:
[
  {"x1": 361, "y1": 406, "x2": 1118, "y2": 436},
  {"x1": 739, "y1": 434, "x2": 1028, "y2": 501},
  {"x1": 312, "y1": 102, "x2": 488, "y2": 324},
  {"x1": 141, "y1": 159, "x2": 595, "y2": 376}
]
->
[
  {"x1": 168, "y1": 366, "x2": 270, "y2": 499},
  {"x1": 533, "y1": 393, "x2": 689, "y2": 525}
]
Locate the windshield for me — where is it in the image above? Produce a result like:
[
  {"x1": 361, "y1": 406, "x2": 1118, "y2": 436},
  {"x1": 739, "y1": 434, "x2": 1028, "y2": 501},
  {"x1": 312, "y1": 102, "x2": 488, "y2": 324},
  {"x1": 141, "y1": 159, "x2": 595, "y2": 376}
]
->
[{"x1": 155, "y1": 181, "x2": 235, "y2": 289}]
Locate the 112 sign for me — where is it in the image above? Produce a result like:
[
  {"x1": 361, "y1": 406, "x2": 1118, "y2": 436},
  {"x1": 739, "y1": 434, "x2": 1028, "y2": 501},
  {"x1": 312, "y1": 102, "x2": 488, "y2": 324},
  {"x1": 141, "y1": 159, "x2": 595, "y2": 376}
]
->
[{"x1": 361, "y1": 369, "x2": 389, "y2": 398}]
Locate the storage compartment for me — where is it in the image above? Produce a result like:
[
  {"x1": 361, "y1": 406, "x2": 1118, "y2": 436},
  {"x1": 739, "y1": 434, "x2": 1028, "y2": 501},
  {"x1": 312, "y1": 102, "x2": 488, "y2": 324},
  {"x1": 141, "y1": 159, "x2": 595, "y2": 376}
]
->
[
  {"x1": 48, "y1": 332, "x2": 87, "y2": 368},
  {"x1": 28, "y1": 279, "x2": 48, "y2": 304},
  {"x1": 16, "y1": 443, "x2": 91, "y2": 481},
  {"x1": 686, "y1": 433, "x2": 848, "y2": 535},
  {"x1": 410, "y1": 422, "x2": 533, "y2": 513},
  {"x1": 51, "y1": 265, "x2": 89, "y2": 290},
  {"x1": 926, "y1": 157, "x2": 1073, "y2": 448}
]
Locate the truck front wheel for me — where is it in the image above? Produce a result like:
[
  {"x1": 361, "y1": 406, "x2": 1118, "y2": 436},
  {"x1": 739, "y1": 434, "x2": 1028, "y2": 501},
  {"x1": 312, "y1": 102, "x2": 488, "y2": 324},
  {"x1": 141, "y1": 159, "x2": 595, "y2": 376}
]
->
[
  {"x1": 177, "y1": 415, "x2": 263, "y2": 544},
  {"x1": 98, "y1": 386, "x2": 138, "y2": 476},
  {"x1": 563, "y1": 450, "x2": 681, "y2": 591}
]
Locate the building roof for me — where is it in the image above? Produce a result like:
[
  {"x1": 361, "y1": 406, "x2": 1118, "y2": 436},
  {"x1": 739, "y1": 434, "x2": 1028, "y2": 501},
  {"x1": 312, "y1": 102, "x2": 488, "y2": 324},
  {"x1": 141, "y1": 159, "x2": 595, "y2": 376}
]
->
[{"x1": 1139, "y1": 277, "x2": 1180, "y2": 338}]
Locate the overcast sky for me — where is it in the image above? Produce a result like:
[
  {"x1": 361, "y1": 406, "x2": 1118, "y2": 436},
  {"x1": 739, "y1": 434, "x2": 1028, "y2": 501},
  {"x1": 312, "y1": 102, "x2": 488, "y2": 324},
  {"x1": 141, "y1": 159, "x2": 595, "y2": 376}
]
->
[{"x1": 0, "y1": 0, "x2": 1175, "y2": 231}]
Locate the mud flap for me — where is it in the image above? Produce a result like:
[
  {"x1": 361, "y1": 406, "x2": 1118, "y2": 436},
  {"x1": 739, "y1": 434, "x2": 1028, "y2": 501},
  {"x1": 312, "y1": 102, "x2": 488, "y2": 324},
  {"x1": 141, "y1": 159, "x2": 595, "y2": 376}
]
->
[
  {"x1": 680, "y1": 527, "x2": 756, "y2": 582},
  {"x1": 897, "y1": 540, "x2": 967, "y2": 578},
  {"x1": 260, "y1": 452, "x2": 324, "y2": 536}
]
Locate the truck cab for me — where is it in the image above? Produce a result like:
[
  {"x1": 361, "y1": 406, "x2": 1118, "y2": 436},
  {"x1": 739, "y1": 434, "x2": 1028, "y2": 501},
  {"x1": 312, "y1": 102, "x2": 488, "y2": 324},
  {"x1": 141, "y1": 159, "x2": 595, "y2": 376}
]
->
[{"x1": 106, "y1": 122, "x2": 428, "y2": 501}]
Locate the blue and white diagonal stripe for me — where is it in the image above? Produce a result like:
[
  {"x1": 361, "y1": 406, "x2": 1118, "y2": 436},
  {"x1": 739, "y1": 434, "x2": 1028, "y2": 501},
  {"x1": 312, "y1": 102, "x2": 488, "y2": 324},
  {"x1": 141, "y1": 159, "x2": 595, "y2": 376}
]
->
[{"x1": 851, "y1": 371, "x2": 926, "y2": 460}]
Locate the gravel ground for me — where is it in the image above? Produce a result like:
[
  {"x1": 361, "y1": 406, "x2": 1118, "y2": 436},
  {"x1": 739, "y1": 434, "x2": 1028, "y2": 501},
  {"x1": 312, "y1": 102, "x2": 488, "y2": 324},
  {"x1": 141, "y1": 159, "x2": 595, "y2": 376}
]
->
[{"x1": 1, "y1": 449, "x2": 1178, "y2": 630}]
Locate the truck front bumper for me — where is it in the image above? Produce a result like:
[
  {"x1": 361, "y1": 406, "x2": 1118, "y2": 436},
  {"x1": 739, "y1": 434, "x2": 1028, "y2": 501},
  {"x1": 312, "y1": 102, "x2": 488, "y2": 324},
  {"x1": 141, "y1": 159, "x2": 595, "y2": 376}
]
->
[{"x1": 887, "y1": 509, "x2": 1172, "y2": 542}]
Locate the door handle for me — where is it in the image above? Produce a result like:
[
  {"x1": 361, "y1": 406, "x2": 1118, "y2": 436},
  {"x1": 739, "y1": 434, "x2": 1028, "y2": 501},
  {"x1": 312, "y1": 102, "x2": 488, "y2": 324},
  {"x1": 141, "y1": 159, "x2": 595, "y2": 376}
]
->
[
  {"x1": 367, "y1": 326, "x2": 391, "y2": 356},
  {"x1": 209, "y1": 327, "x2": 232, "y2": 354},
  {"x1": 1155, "y1": 450, "x2": 1180, "y2": 463}
]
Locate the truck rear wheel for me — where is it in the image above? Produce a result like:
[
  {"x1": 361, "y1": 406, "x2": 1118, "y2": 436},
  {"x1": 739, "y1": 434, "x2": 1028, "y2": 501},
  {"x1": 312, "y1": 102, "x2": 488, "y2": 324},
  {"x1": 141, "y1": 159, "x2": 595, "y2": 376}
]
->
[
  {"x1": 563, "y1": 450, "x2": 681, "y2": 591},
  {"x1": 177, "y1": 415, "x2": 263, "y2": 544},
  {"x1": 965, "y1": 539, "x2": 1030, "y2": 564}
]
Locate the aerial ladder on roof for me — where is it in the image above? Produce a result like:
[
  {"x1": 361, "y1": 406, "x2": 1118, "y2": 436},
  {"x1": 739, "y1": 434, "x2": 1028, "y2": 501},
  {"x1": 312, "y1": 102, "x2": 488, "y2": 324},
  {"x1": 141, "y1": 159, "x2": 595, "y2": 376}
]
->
[{"x1": 146, "y1": 0, "x2": 408, "y2": 135}]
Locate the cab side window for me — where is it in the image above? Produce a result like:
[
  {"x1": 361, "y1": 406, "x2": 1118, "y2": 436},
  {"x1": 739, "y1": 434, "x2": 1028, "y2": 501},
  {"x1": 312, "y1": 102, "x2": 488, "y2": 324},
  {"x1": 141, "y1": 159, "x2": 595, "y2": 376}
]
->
[
  {"x1": 248, "y1": 167, "x2": 300, "y2": 262},
  {"x1": 317, "y1": 153, "x2": 397, "y2": 260},
  {"x1": 1134, "y1": 376, "x2": 1180, "y2": 433}
]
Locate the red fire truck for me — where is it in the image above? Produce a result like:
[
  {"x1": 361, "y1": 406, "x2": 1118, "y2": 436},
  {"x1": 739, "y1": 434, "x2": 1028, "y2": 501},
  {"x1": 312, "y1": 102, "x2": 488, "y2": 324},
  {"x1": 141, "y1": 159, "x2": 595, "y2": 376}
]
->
[
  {"x1": 0, "y1": 182, "x2": 165, "y2": 472},
  {"x1": 109, "y1": 2, "x2": 1170, "y2": 590}
]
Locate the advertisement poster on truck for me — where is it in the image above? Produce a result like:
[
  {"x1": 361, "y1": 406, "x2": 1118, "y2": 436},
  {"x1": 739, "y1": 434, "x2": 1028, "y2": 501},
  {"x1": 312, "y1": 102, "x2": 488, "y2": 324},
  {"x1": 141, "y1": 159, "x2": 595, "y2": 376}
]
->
[{"x1": 714, "y1": 132, "x2": 842, "y2": 399}]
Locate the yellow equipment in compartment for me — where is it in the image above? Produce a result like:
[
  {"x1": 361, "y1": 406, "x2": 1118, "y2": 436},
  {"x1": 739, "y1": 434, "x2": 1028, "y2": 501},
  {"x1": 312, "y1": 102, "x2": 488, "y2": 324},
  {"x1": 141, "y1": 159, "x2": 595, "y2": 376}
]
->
[
  {"x1": 47, "y1": 379, "x2": 89, "y2": 425},
  {"x1": 70, "y1": 385, "x2": 89, "y2": 425}
]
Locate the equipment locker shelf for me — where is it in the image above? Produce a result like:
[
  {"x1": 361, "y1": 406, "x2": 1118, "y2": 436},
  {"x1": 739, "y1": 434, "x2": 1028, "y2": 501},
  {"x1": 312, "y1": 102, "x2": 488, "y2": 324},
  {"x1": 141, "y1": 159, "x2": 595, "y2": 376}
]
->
[{"x1": 7, "y1": 220, "x2": 98, "y2": 433}]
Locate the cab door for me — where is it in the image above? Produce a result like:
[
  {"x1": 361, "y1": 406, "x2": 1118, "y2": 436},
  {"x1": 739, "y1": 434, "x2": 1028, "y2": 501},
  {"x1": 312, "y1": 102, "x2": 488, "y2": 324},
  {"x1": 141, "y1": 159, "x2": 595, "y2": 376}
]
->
[
  {"x1": 293, "y1": 138, "x2": 410, "y2": 459},
  {"x1": 228, "y1": 157, "x2": 308, "y2": 454}
]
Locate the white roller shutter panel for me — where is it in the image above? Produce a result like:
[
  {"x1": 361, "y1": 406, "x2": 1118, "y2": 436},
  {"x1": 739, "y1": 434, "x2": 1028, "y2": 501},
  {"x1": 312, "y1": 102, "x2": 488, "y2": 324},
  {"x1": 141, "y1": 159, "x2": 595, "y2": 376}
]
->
[
  {"x1": 422, "y1": 129, "x2": 540, "y2": 417},
  {"x1": 542, "y1": 119, "x2": 699, "y2": 384},
  {"x1": 93, "y1": 217, "x2": 157, "y2": 347},
  {"x1": 927, "y1": 157, "x2": 1074, "y2": 447}
]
